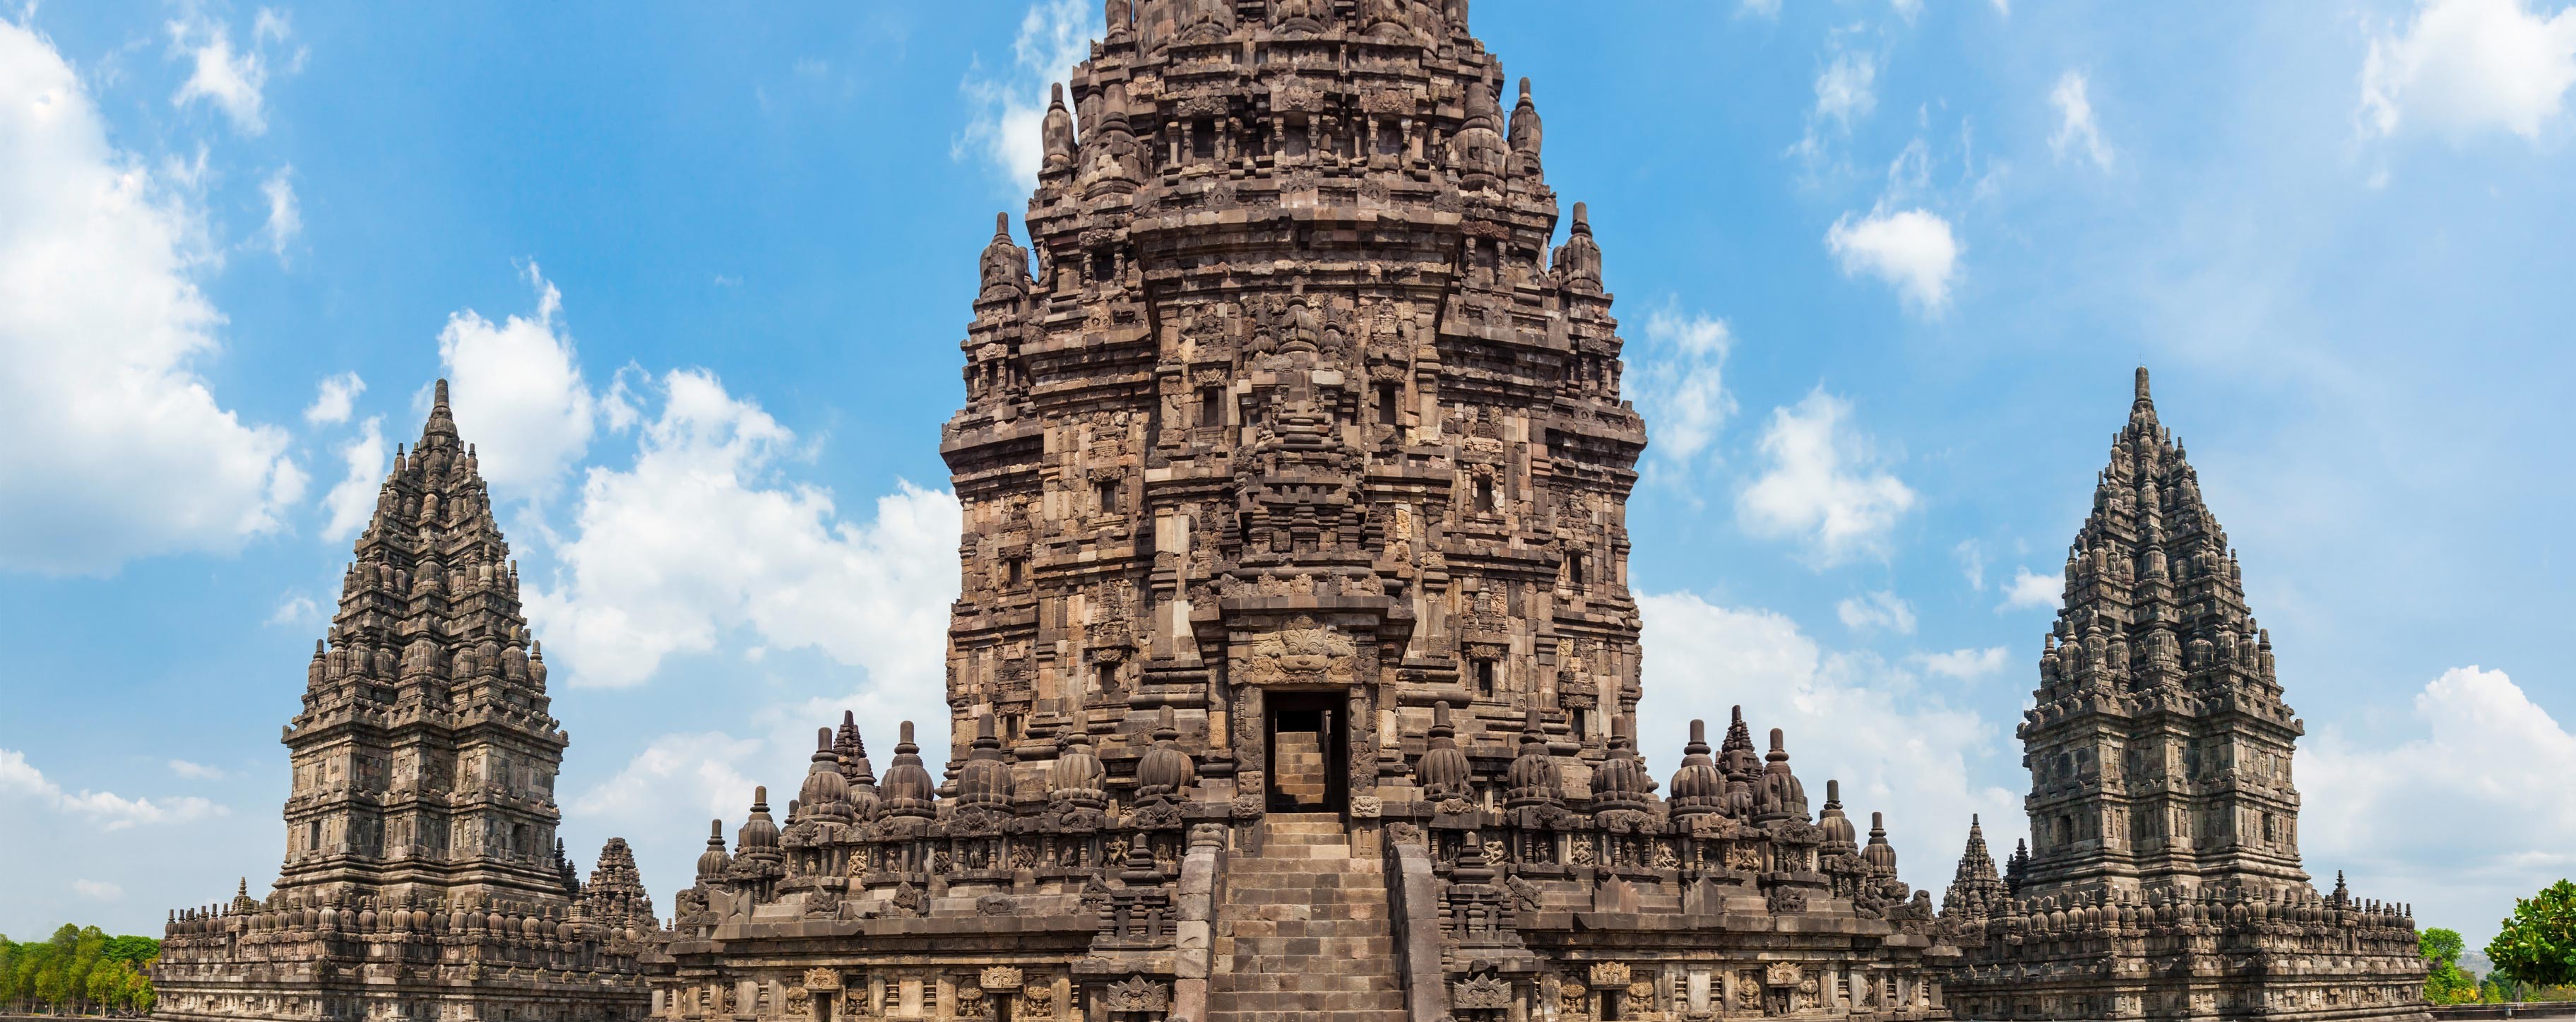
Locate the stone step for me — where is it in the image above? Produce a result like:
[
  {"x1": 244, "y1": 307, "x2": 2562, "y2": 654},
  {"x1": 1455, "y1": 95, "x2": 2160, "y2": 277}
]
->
[
  {"x1": 1233, "y1": 841, "x2": 1367, "y2": 860},
  {"x1": 1222, "y1": 886, "x2": 1386, "y2": 899},
  {"x1": 1226, "y1": 864, "x2": 1381, "y2": 880},
  {"x1": 1259, "y1": 824, "x2": 1350, "y2": 845},
  {"x1": 1211, "y1": 999, "x2": 1411, "y2": 1014},
  {"x1": 1216, "y1": 891, "x2": 1383, "y2": 905},
  {"x1": 1223, "y1": 932, "x2": 1391, "y2": 948},
  {"x1": 1217, "y1": 913, "x2": 1388, "y2": 928},
  {"x1": 1212, "y1": 821, "x2": 1404, "y2": 1022}
]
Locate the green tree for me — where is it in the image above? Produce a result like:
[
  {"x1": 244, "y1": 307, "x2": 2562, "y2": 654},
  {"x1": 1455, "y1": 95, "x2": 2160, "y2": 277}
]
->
[
  {"x1": 2423, "y1": 927, "x2": 2481, "y2": 1004},
  {"x1": 2491, "y1": 880, "x2": 2576, "y2": 991},
  {"x1": 83, "y1": 961, "x2": 121, "y2": 1016},
  {"x1": 0, "y1": 925, "x2": 158, "y2": 1016},
  {"x1": 0, "y1": 936, "x2": 19, "y2": 1013},
  {"x1": 12, "y1": 941, "x2": 50, "y2": 1015},
  {"x1": 97, "y1": 937, "x2": 157, "y2": 966},
  {"x1": 66, "y1": 927, "x2": 105, "y2": 1014},
  {"x1": 126, "y1": 963, "x2": 155, "y2": 1016},
  {"x1": 33, "y1": 953, "x2": 68, "y2": 1013}
]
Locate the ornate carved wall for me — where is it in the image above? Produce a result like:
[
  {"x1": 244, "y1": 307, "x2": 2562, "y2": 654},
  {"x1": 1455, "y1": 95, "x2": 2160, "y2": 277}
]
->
[{"x1": 939, "y1": 0, "x2": 1644, "y2": 818}]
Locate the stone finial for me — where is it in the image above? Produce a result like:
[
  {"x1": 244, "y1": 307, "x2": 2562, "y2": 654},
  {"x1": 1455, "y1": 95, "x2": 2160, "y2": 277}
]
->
[
  {"x1": 1863, "y1": 811, "x2": 1899, "y2": 874},
  {"x1": 1134, "y1": 706, "x2": 1195, "y2": 804},
  {"x1": 422, "y1": 379, "x2": 459, "y2": 439},
  {"x1": 1418, "y1": 701, "x2": 1471, "y2": 801},
  {"x1": 1043, "y1": 83, "x2": 1076, "y2": 169},
  {"x1": 1504, "y1": 76, "x2": 1535, "y2": 157}
]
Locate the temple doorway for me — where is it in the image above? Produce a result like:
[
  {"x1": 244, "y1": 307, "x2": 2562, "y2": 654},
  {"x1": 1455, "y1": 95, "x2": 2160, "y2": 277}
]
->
[{"x1": 1264, "y1": 693, "x2": 1346, "y2": 813}]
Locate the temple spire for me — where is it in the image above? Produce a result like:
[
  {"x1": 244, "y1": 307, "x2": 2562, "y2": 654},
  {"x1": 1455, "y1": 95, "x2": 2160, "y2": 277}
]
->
[{"x1": 424, "y1": 378, "x2": 458, "y2": 441}]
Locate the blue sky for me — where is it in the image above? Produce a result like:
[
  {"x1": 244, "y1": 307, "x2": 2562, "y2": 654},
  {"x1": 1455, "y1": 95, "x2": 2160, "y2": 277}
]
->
[{"x1": 4, "y1": 0, "x2": 2573, "y2": 953}]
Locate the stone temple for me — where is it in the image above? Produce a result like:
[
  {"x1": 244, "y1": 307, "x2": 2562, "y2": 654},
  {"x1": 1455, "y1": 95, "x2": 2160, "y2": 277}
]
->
[
  {"x1": 155, "y1": 6, "x2": 2436, "y2": 1022},
  {"x1": 155, "y1": 384, "x2": 654, "y2": 1022},
  {"x1": 1934, "y1": 372, "x2": 2428, "y2": 1021},
  {"x1": 643, "y1": 4, "x2": 1959, "y2": 1022}
]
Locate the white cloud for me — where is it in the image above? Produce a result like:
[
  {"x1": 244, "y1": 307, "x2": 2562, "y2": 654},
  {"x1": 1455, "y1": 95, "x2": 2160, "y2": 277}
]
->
[
  {"x1": 266, "y1": 593, "x2": 320, "y2": 627},
  {"x1": 0, "y1": 748, "x2": 227, "y2": 831},
  {"x1": 1738, "y1": 0, "x2": 1781, "y2": 17},
  {"x1": 168, "y1": 16, "x2": 268, "y2": 134},
  {"x1": 1637, "y1": 592, "x2": 2022, "y2": 886},
  {"x1": 956, "y1": 0, "x2": 1098, "y2": 190},
  {"x1": 1891, "y1": 0, "x2": 1923, "y2": 20},
  {"x1": 2361, "y1": 0, "x2": 2576, "y2": 142},
  {"x1": 0, "y1": 21, "x2": 302, "y2": 575},
  {"x1": 436, "y1": 263, "x2": 598, "y2": 495},
  {"x1": 304, "y1": 372, "x2": 363, "y2": 425},
  {"x1": 524, "y1": 369, "x2": 961, "y2": 706},
  {"x1": 1817, "y1": 53, "x2": 1879, "y2": 128},
  {"x1": 1631, "y1": 307, "x2": 1736, "y2": 468},
  {"x1": 574, "y1": 726, "x2": 782, "y2": 906},
  {"x1": 1825, "y1": 207, "x2": 1961, "y2": 314},
  {"x1": 1738, "y1": 390, "x2": 1916, "y2": 564},
  {"x1": 2304, "y1": 666, "x2": 2576, "y2": 947},
  {"x1": 545, "y1": 367, "x2": 968, "y2": 893},
  {"x1": 258, "y1": 165, "x2": 299, "y2": 262},
  {"x1": 1788, "y1": 45, "x2": 1882, "y2": 170},
  {"x1": 1954, "y1": 540, "x2": 1988, "y2": 590},
  {"x1": 573, "y1": 730, "x2": 765, "y2": 826},
  {"x1": 71, "y1": 879, "x2": 122, "y2": 901},
  {"x1": 254, "y1": 8, "x2": 293, "y2": 48},
  {"x1": 167, "y1": 759, "x2": 228, "y2": 780},
  {"x1": 1916, "y1": 646, "x2": 2012, "y2": 680},
  {"x1": 1997, "y1": 565, "x2": 2060, "y2": 611},
  {"x1": 319, "y1": 415, "x2": 387, "y2": 541},
  {"x1": 2049, "y1": 70, "x2": 2113, "y2": 169},
  {"x1": 1836, "y1": 590, "x2": 1917, "y2": 634}
]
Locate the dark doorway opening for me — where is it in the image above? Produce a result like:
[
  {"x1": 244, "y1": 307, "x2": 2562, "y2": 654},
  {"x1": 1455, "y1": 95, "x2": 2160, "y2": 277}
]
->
[{"x1": 1264, "y1": 693, "x2": 1347, "y2": 813}]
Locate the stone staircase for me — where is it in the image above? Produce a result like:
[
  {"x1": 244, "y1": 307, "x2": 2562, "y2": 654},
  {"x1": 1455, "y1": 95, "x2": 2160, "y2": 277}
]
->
[
  {"x1": 1209, "y1": 816, "x2": 1408, "y2": 1022},
  {"x1": 1271, "y1": 730, "x2": 1329, "y2": 807}
]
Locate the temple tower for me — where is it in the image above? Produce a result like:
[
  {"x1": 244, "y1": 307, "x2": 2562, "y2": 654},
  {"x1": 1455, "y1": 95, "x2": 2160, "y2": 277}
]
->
[
  {"x1": 940, "y1": 0, "x2": 1645, "y2": 820},
  {"x1": 1937, "y1": 815, "x2": 2008, "y2": 926},
  {"x1": 1938, "y1": 371, "x2": 2426, "y2": 1022},
  {"x1": 155, "y1": 384, "x2": 648, "y2": 1022},
  {"x1": 276, "y1": 381, "x2": 578, "y2": 905},
  {"x1": 2015, "y1": 368, "x2": 2308, "y2": 903},
  {"x1": 646, "y1": 10, "x2": 1959, "y2": 1022}
]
